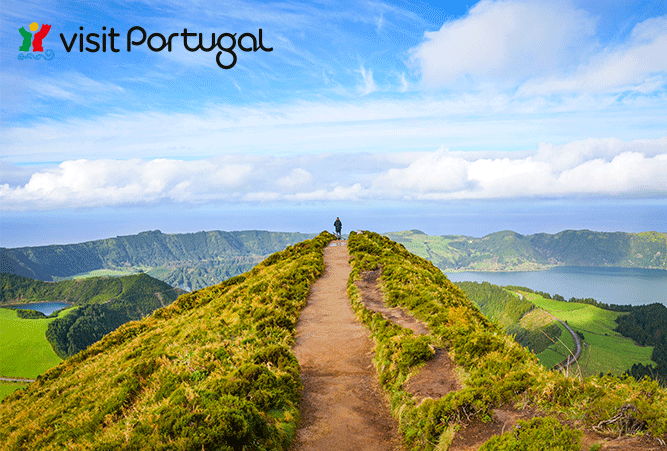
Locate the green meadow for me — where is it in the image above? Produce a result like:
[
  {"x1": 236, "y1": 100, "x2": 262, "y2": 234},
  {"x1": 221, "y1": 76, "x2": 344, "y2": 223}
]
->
[
  {"x1": 518, "y1": 291, "x2": 654, "y2": 376},
  {"x1": 0, "y1": 307, "x2": 76, "y2": 380},
  {"x1": 0, "y1": 382, "x2": 27, "y2": 400},
  {"x1": 67, "y1": 268, "x2": 140, "y2": 279}
]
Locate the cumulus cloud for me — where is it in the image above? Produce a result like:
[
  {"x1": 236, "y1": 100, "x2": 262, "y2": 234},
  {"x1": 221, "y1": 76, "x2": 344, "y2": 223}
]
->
[
  {"x1": 370, "y1": 138, "x2": 667, "y2": 199},
  {"x1": 372, "y1": 150, "x2": 472, "y2": 196},
  {"x1": 1, "y1": 137, "x2": 665, "y2": 209},
  {"x1": 0, "y1": 158, "x2": 254, "y2": 209},
  {"x1": 409, "y1": 0, "x2": 595, "y2": 87}
]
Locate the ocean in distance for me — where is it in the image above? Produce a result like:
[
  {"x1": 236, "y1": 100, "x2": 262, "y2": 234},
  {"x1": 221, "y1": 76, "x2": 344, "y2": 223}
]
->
[{"x1": 446, "y1": 266, "x2": 667, "y2": 307}]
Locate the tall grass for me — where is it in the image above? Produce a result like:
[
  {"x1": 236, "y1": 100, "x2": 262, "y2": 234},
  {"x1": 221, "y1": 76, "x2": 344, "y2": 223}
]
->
[
  {"x1": 0, "y1": 232, "x2": 332, "y2": 451},
  {"x1": 346, "y1": 231, "x2": 667, "y2": 450}
]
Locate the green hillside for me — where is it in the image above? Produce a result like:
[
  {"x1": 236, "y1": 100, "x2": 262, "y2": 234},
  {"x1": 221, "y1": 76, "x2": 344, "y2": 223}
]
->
[
  {"x1": 455, "y1": 280, "x2": 656, "y2": 377},
  {"x1": 385, "y1": 229, "x2": 667, "y2": 271},
  {"x1": 455, "y1": 281, "x2": 563, "y2": 357},
  {"x1": 0, "y1": 232, "x2": 330, "y2": 450},
  {"x1": 0, "y1": 230, "x2": 315, "y2": 291},
  {"x1": 347, "y1": 231, "x2": 667, "y2": 450},
  {"x1": 1, "y1": 273, "x2": 169, "y2": 306}
]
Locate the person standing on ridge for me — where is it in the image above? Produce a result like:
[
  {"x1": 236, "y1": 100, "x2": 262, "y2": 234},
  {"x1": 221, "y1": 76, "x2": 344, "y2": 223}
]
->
[{"x1": 334, "y1": 217, "x2": 342, "y2": 239}]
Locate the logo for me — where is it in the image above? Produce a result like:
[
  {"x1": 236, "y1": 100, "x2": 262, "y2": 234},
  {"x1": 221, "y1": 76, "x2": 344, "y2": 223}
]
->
[{"x1": 18, "y1": 22, "x2": 54, "y2": 60}]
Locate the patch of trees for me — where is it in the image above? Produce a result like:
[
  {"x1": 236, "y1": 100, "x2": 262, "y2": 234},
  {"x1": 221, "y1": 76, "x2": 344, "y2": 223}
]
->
[
  {"x1": 615, "y1": 303, "x2": 667, "y2": 385},
  {"x1": 15, "y1": 308, "x2": 47, "y2": 319},
  {"x1": 46, "y1": 304, "x2": 129, "y2": 358},
  {"x1": 45, "y1": 275, "x2": 181, "y2": 358}
]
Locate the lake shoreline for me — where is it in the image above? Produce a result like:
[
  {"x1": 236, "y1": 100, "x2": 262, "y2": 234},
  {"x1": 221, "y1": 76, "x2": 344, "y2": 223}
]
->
[{"x1": 446, "y1": 265, "x2": 667, "y2": 307}]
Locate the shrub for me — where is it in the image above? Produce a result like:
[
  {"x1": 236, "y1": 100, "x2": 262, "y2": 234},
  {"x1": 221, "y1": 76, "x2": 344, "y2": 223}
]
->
[{"x1": 479, "y1": 417, "x2": 582, "y2": 451}]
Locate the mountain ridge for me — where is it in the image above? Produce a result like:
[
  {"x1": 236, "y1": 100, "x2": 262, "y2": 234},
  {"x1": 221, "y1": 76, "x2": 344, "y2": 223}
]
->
[
  {"x1": 385, "y1": 228, "x2": 667, "y2": 271},
  {"x1": 1, "y1": 229, "x2": 315, "y2": 291}
]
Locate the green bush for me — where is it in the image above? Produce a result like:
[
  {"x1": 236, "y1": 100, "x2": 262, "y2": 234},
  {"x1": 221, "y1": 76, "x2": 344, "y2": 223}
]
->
[{"x1": 479, "y1": 417, "x2": 582, "y2": 451}]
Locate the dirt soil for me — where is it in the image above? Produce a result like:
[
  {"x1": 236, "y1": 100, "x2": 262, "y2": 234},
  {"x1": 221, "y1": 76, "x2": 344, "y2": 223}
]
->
[
  {"x1": 291, "y1": 242, "x2": 666, "y2": 451},
  {"x1": 290, "y1": 241, "x2": 405, "y2": 451},
  {"x1": 355, "y1": 268, "x2": 429, "y2": 336},
  {"x1": 355, "y1": 268, "x2": 461, "y2": 403}
]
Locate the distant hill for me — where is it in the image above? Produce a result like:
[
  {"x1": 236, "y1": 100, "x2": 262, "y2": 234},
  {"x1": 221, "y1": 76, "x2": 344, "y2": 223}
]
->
[
  {"x1": 1, "y1": 230, "x2": 315, "y2": 290},
  {"x1": 385, "y1": 229, "x2": 667, "y2": 271},
  {"x1": 1, "y1": 273, "x2": 183, "y2": 358},
  {"x1": 1, "y1": 272, "x2": 179, "y2": 306}
]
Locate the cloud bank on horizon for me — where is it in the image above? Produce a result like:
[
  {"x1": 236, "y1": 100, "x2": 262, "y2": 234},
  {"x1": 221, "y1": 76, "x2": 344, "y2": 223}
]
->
[{"x1": 2, "y1": 0, "x2": 667, "y2": 212}]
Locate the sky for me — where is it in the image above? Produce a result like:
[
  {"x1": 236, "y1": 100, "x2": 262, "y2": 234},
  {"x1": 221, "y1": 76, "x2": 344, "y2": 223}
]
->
[{"x1": 1, "y1": 0, "x2": 666, "y2": 247}]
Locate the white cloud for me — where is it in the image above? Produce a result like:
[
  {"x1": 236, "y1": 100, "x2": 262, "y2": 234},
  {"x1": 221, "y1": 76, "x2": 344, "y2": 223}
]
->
[
  {"x1": 372, "y1": 149, "x2": 471, "y2": 196},
  {"x1": 276, "y1": 168, "x2": 313, "y2": 188},
  {"x1": 0, "y1": 158, "x2": 254, "y2": 209},
  {"x1": 409, "y1": 0, "x2": 595, "y2": 87},
  {"x1": 519, "y1": 15, "x2": 667, "y2": 95},
  {"x1": 2, "y1": 137, "x2": 665, "y2": 210},
  {"x1": 358, "y1": 65, "x2": 378, "y2": 95}
]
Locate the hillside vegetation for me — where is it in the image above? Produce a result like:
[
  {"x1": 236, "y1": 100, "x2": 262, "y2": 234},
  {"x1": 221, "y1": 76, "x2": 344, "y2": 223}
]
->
[
  {"x1": 0, "y1": 232, "x2": 330, "y2": 450},
  {"x1": 386, "y1": 229, "x2": 667, "y2": 271},
  {"x1": 1, "y1": 230, "x2": 315, "y2": 290},
  {"x1": 347, "y1": 231, "x2": 667, "y2": 450},
  {"x1": 455, "y1": 281, "x2": 563, "y2": 357}
]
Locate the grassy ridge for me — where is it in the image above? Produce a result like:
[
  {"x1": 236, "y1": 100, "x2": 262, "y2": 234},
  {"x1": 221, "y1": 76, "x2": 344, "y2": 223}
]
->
[
  {"x1": 0, "y1": 232, "x2": 332, "y2": 451},
  {"x1": 347, "y1": 231, "x2": 667, "y2": 450}
]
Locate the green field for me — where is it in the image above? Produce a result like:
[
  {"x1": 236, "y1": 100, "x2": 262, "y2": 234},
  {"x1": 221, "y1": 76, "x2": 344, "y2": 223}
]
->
[
  {"x1": 0, "y1": 382, "x2": 27, "y2": 400},
  {"x1": 0, "y1": 307, "x2": 74, "y2": 379},
  {"x1": 519, "y1": 292, "x2": 654, "y2": 376},
  {"x1": 534, "y1": 321, "x2": 577, "y2": 369},
  {"x1": 67, "y1": 268, "x2": 140, "y2": 279}
]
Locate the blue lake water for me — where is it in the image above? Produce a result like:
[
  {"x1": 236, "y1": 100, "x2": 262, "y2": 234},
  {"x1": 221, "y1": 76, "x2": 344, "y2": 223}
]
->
[
  {"x1": 446, "y1": 266, "x2": 667, "y2": 307},
  {"x1": 8, "y1": 302, "x2": 71, "y2": 316}
]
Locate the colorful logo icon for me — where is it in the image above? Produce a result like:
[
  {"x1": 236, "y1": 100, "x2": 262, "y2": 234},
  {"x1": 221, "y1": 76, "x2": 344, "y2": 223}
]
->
[{"x1": 18, "y1": 22, "x2": 54, "y2": 60}]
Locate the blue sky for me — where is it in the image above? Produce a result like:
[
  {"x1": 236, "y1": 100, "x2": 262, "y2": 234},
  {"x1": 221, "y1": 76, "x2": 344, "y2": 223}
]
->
[{"x1": 1, "y1": 0, "x2": 666, "y2": 247}]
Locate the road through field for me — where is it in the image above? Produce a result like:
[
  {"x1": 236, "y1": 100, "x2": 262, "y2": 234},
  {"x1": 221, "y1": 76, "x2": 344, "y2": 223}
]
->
[{"x1": 290, "y1": 241, "x2": 404, "y2": 451}]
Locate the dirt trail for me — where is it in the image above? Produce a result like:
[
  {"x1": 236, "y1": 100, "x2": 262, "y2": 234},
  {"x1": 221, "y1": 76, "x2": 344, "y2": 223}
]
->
[
  {"x1": 355, "y1": 268, "x2": 461, "y2": 402},
  {"x1": 290, "y1": 241, "x2": 404, "y2": 451}
]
